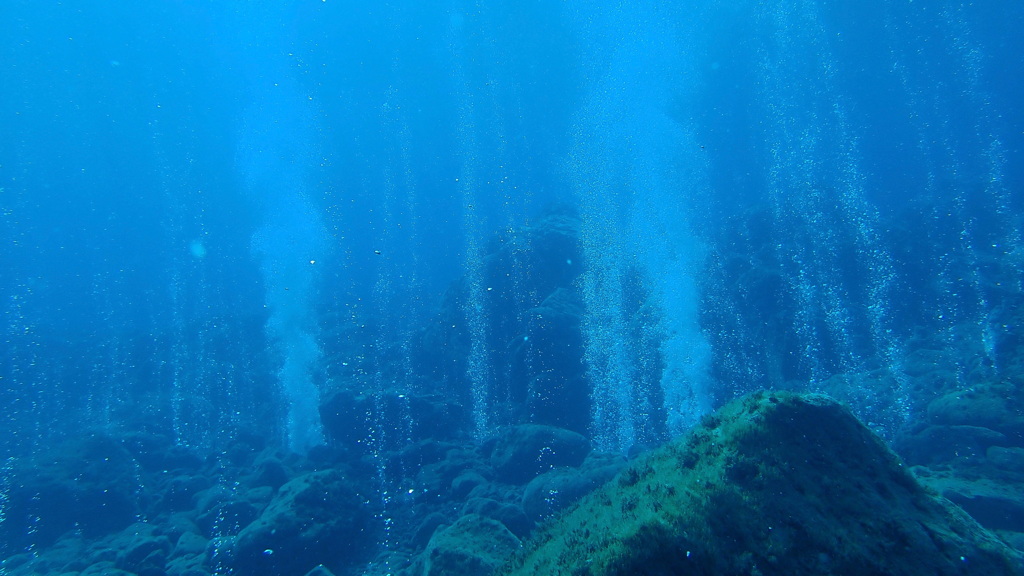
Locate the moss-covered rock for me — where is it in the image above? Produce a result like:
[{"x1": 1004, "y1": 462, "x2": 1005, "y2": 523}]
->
[
  {"x1": 421, "y1": 514, "x2": 522, "y2": 576},
  {"x1": 230, "y1": 469, "x2": 373, "y2": 575},
  {"x1": 111, "y1": 522, "x2": 173, "y2": 574},
  {"x1": 505, "y1": 391, "x2": 1024, "y2": 575},
  {"x1": 490, "y1": 424, "x2": 591, "y2": 484},
  {"x1": 0, "y1": 434, "x2": 147, "y2": 553},
  {"x1": 928, "y1": 384, "x2": 1024, "y2": 443},
  {"x1": 521, "y1": 452, "x2": 625, "y2": 523},
  {"x1": 462, "y1": 497, "x2": 533, "y2": 538},
  {"x1": 899, "y1": 424, "x2": 1007, "y2": 466},
  {"x1": 915, "y1": 470, "x2": 1024, "y2": 533}
]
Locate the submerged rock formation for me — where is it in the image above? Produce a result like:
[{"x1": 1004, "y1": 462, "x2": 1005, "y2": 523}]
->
[
  {"x1": 231, "y1": 469, "x2": 374, "y2": 575},
  {"x1": 505, "y1": 391, "x2": 1023, "y2": 575}
]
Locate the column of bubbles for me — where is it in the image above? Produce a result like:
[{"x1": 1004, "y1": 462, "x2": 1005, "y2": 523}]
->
[
  {"x1": 364, "y1": 85, "x2": 420, "y2": 562},
  {"x1": 3, "y1": 283, "x2": 45, "y2": 453},
  {"x1": 574, "y1": 183, "x2": 635, "y2": 453},
  {"x1": 689, "y1": 2, "x2": 778, "y2": 399},
  {"x1": 884, "y1": 1, "x2": 1012, "y2": 387},
  {"x1": 757, "y1": 0, "x2": 858, "y2": 388},
  {"x1": 394, "y1": 101, "x2": 425, "y2": 397},
  {"x1": 760, "y1": 0, "x2": 911, "y2": 432},
  {"x1": 567, "y1": 3, "x2": 714, "y2": 450},
  {"x1": 238, "y1": 79, "x2": 328, "y2": 454},
  {"x1": 0, "y1": 183, "x2": 22, "y2": 562},
  {"x1": 87, "y1": 271, "x2": 125, "y2": 433},
  {"x1": 828, "y1": 106, "x2": 911, "y2": 433},
  {"x1": 206, "y1": 474, "x2": 240, "y2": 576},
  {"x1": 0, "y1": 455, "x2": 12, "y2": 565},
  {"x1": 626, "y1": 12, "x2": 714, "y2": 437},
  {"x1": 881, "y1": 4, "x2": 977, "y2": 388},
  {"x1": 447, "y1": 9, "x2": 493, "y2": 442},
  {"x1": 154, "y1": 120, "x2": 218, "y2": 452},
  {"x1": 939, "y1": 1, "x2": 1021, "y2": 373},
  {"x1": 571, "y1": 5, "x2": 642, "y2": 453},
  {"x1": 0, "y1": 185, "x2": 45, "y2": 555},
  {"x1": 795, "y1": 0, "x2": 909, "y2": 431},
  {"x1": 471, "y1": 5, "x2": 535, "y2": 427}
]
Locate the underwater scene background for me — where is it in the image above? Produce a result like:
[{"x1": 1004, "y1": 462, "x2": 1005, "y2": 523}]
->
[{"x1": 1, "y1": 1, "x2": 1023, "y2": 574}]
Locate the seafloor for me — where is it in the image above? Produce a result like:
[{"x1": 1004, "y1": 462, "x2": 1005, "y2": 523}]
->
[{"x1": 2, "y1": 210, "x2": 1023, "y2": 576}]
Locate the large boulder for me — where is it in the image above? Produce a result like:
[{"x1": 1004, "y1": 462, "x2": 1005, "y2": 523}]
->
[
  {"x1": 928, "y1": 384, "x2": 1024, "y2": 443},
  {"x1": 510, "y1": 288, "x2": 589, "y2": 433},
  {"x1": 320, "y1": 388, "x2": 465, "y2": 450},
  {"x1": 409, "y1": 206, "x2": 585, "y2": 435},
  {"x1": 916, "y1": 471, "x2": 1024, "y2": 533},
  {"x1": 230, "y1": 469, "x2": 373, "y2": 576},
  {"x1": 521, "y1": 452, "x2": 625, "y2": 522},
  {"x1": 506, "y1": 391, "x2": 1024, "y2": 575},
  {"x1": 461, "y1": 497, "x2": 533, "y2": 538},
  {"x1": 111, "y1": 522, "x2": 173, "y2": 575},
  {"x1": 194, "y1": 484, "x2": 271, "y2": 538},
  {"x1": 0, "y1": 434, "x2": 143, "y2": 551},
  {"x1": 421, "y1": 514, "x2": 521, "y2": 576},
  {"x1": 899, "y1": 424, "x2": 1007, "y2": 465},
  {"x1": 489, "y1": 424, "x2": 591, "y2": 484}
]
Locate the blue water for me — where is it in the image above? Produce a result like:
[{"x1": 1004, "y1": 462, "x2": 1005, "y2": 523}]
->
[{"x1": 1, "y1": 1, "x2": 1022, "y2": 573}]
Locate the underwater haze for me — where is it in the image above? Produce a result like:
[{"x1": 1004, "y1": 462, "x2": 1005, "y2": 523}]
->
[{"x1": 2, "y1": 1, "x2": 1023, "y2": 575}]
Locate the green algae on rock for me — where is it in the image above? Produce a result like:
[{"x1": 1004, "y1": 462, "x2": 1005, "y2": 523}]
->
[
  {"x1": 421, "y1": 514, "x2": 523, "y2": 576},
  {"x1": 505, "y1": 391, "x2": 1024, "y2": 576},
  {"x1": 232, "y1": 469, "x2": 373, "y2": 575}
]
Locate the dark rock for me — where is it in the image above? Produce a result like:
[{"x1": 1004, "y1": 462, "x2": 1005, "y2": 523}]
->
[
  {"x1": 162, "y1": 474, "x2": 212, "y2": 510},
  {"x1": 422, "y1": 514, "x2": 521, "y2": 576},
  {"x1": 242, "y1": 456, "x2": 290, "y2": 490},
  {"x1": 321, "y1": 388, "x2": 465, "y2": 450},
  {"x1": 205, "y1": 537, "x2": 234, "y2": 567},
  {"x1": 220, "y1": 431, "x2": 270, "y2": 468},
  {"x1": 394, "y1": 443, "x2": 484, "y2": 495},
  {"x1": 947, "y1": 487, "x2": 1024, "y2": 533},
  {"x1": 84, "y1": 541, "x2": 118, "y2": 565},
  {"x1": 928, "y1": 386, "x2": 1024, "y2": 442},
  {"x1": 79, "y1": 561, "x2": 136, "y2": 575},
  {"x1": 392, "y1": 439, "x2": 462, "y2": 469},
  {"x1": 917, "y1": 471, "x2": 1024, "y2": 533},
  {"x1": 506, "y1": 391, "x2": 1024, "y2": 575},
  {"x1": 172, "y1": 532, "x2": 208, "y2": 559},
  {"x1": 521, "y1": 452, "x2": 625, "y2": 522},
  {"x1": 138, "y1": 565, "x2": 170, "y2": 576},
  {"x1": 113, "y1": 523, "x2": 171, "y2": 574},
  {"x1": 526, "y1": 374, "x2": 590, "y2": 434},
  {"x1": 988, "y1": 446, "x2": 1024, "y2": 475},
  {"x1": 121, "y1": 431, "x2": 203, "y2": 473},
  {"x1": 366, "y1": 551, "x2": 415, "y2": 575},
  {"x1": 157, "y1": 512, "x2": 202, "y2": 545},
  {"x1": 515, "y1": 207, "x2": 583, "y2": 296},
  {"x1": 409, "y1": 206, "x2": 585, "y2": 436},
  {"x1": 1, "y1": 554, "x2": 33, "y2": 571},
  {"x1": 195, "y1": 485, "x2": 271, "y2": 537},
  {"x1": 165, "y1": 553, "x2": 210, "y2": 576},
  {"x1": 490, "y1": 424, "x2": 591, "y2": 484},
  {"x1": 304, "y1": 564, "x2": 337, "y2": 576},
  {"x1": 451, "y1": 470, "x2": 488, "y2": 498},
  {"x1": 231, "y1": 469, "x2": 373, "y2": 575},
  {"x1": 0, "y1": 435, "x2": 143, "y2": 550},
  {"x1": 511, "y1": 288, "x2": 589, "y2": 434},
  {"x1": 411, "y1": 512, "x2": 449, "y2": 548},
  {"x1": 197, "y1": 498, "x2": 263, "y2": 538},
  {"x1": 0, "y1": 534, "x2": 87, "y2": 575},
  {"x1": 898, "y1": 424, "x2": 1007, "y2": 465},
  {"x1": 1003, "y1": 532, "x2": 1024, "y2": 556},
  {"x1": 46, "y1": 534, "x2": 88, "y2": 572},
  {"x1": 462, "y1": 498, "x2": 533, "y2": 539}
]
